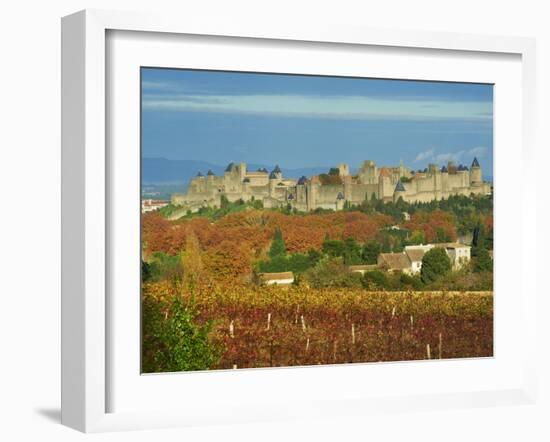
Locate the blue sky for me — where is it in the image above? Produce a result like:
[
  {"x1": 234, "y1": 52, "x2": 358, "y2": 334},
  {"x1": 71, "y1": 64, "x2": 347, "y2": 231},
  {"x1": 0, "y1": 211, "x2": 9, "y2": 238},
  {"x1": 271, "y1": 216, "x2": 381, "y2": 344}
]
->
[{"x1": 141, "y1": 68, "x2": 493, "y2": 174}]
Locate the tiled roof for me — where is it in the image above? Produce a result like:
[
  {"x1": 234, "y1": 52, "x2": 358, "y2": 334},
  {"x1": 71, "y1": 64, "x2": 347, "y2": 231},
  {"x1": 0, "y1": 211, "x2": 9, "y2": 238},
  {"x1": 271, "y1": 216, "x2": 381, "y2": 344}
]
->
[
  {"x1": 471, "y1": 157, "x2": 480, "y2": 168},
  {"x1": 379, "y1": 167, "x2": 390, "y2": 178},
  {"x1": 378, "y1": 253, "x2": 411, "y2": 270},
  {"x1": 434, "y1": 242, "x2": 471, "y2": 249},
  {"x1": 405, "y1": 249, "x2": 426, "y2": 263}
]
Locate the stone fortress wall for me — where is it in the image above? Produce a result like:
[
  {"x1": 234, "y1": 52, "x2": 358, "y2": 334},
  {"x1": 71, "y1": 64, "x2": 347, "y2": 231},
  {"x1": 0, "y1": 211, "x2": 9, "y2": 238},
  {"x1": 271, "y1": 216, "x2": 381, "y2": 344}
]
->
[{"x1": 171, "y1": 158, "x2": 492, "y2": 212}]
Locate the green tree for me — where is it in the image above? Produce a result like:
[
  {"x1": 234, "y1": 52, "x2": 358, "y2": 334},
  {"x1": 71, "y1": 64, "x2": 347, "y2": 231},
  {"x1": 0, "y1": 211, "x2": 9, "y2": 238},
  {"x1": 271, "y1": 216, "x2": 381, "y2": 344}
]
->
[
  {"x1": 343, "y1": 237, "x2": 362, "y2": 264},
  {"x1": 268, "y1": 228, "x2": 286, "y2": 258},
  {"x1": 362, "y1": 241, "x2": 381, "y2": 264},
  {"x1": 142, "y1": 295, "x2": 220, "y2": 373},
  {"x1": 322, "y1": 239, "x2": 345, "y2": 257},
  {"x1": 307, "y1": 249, "x2": 322, "y2": 266},
  {"x1": 304, "y1": 257, "x2": 362, "y2": 288},
  {"x1": 471, "y1": 222, "x2": 487, "y2": 256},
  {"x1": 473, "y1": 248, "x2": 493, "y2": 273},
  {"x1": 421, "y1": 248, "x2": 451, "y2": 284}
]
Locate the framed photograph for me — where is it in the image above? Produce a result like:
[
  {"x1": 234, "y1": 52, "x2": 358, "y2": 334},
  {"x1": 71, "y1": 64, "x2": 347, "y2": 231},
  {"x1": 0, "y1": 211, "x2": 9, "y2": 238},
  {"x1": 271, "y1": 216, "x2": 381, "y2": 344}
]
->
[{"x1": 61, "y1": 9, "x2": 537, "y2": 432}]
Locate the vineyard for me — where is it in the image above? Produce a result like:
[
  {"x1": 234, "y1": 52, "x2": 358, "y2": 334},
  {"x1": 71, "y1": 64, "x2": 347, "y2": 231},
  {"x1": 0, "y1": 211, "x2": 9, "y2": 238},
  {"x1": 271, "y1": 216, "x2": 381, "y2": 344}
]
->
[
  {"x1": 141, "y1": 195, "x2": 493, "y2": 372},
  {"x1": 142, "y1": 281, "x2": 493, "y2": 372}
]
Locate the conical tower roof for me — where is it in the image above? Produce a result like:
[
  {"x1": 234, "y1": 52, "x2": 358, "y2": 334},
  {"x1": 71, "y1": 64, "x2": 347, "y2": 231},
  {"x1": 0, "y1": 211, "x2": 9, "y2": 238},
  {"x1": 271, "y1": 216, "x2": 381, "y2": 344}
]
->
[
  {"x1": 395, "y1": 181, "x2": 406, "y2": 192},
  {"x1": 471, "y1": 157, "x2": 480, "y2": 168}
]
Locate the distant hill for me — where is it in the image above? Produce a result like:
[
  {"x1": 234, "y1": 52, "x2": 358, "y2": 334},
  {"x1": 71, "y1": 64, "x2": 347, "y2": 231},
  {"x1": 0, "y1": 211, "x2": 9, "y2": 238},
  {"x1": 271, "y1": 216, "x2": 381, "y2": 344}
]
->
[{"x1": 142, "y1": 157, "x2": 331, "y2": 186}]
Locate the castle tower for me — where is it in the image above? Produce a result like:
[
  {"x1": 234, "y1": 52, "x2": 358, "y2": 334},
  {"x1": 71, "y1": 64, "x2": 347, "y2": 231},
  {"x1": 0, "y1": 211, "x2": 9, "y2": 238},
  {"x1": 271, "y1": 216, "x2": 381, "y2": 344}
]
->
[
  {"x1": 337, "y1": 163, "x2": 350, "y2": 177},
  {"x1": 268, "y1": 165, "x2": 282, "y2": 196},
  {"x1": 343, "y1": 174, "x2": 352, "y2": 201},
  {"x1": 238, "y1": 162, "x2": 247, "y2": 182},
  {"x1": 470, "y1": 157, "x2": 482, "y2": 185},
  {"x1": 447, "y1": 161, "x2": 457, "y2": 174},
  {"x1": 336, "y1": 192, "x2": 345, "y2": 210},
  {"x1": 433, "y1": 165, "x2": 442, "y2": 200},
  {"x1": 399, "y1": 159, "x2": 405, "y2": 177},
  {"x1": 242, "y1": 177, "x2": 250, "y2": 196},
  {"x1": 195, "y1": 171, "x2": 206, "y2": 192},
  {"x1": 296, "y1": 176, "x2": 308, "y2": 209},
  {"x1": 307, "y1": 175, "x2": 320, "y2": 211},
  {"x1": 393, "y1": 180, "x2": 406, "y2": 203},
  {"x1": 378, "y1": 168, "x2": 392, "y2": 201},
  {"x1": 359, "y1": 160, "x2": 377, "y2": 184},
  {"x1": 440, "y1": 165, "x2": 449, "y2": 195}
]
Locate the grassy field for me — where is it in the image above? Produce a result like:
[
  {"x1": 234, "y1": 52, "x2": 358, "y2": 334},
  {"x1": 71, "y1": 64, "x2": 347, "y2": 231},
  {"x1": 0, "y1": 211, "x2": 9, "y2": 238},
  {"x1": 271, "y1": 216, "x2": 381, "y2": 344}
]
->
[{"x1": 142, "y1": 282, "x2": 493, "y2": 371}]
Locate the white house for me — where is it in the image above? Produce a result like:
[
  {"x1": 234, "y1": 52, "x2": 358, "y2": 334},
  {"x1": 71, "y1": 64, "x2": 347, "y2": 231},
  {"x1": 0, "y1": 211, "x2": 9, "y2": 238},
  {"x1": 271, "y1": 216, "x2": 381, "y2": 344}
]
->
[
  {"x1": 141, "y1": 199, "x2": 170, "y2": 213},
  {"x1": 404, "y1": 243, "x2": 472, "y2": 271}
]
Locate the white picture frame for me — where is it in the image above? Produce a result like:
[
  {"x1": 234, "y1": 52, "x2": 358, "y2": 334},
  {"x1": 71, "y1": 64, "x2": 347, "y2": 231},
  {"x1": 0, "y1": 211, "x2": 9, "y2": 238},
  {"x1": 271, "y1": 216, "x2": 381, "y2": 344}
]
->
[{"x1": 61, "y1": 9, "x2": 537, "y2": 433}]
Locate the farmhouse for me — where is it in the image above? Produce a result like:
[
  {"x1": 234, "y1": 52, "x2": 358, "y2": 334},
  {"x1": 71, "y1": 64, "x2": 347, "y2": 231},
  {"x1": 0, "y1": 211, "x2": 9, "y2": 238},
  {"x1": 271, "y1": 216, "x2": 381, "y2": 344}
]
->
[
  {"x1": 376, "y1": 242, "x2": 472, "y2": 275},
  {"x1": 141, "y1": 199, "x2": 170, "y2": 213},
  {"x1": 378, "y1": 253, "x2": 414, "y2": 275}
]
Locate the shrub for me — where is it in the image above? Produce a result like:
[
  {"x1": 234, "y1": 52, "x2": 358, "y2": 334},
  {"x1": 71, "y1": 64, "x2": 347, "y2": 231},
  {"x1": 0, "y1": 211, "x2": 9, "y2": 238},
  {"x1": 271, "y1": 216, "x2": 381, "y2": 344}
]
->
[
  {"x1": 269, "y1": 228, "x2": 286, "y2": 258},
  {"x1": 142, "y1": 294, "x2": 221, "y2": 373},
  {"x1": 362, "y1": 270, "x2": 389, "y2": 290},
  {"x1": 399, "y1": 272, "x2": 424, "y2": 290},
  {"x1": 142, "y1": 252, "x2": 183, "y2": 283},
  {"x1": 304, "y1": 257, "x2": 363, "y2": 288},
  {"x1": 473, "y1": 248, "x2": 493, "y2": 273}
]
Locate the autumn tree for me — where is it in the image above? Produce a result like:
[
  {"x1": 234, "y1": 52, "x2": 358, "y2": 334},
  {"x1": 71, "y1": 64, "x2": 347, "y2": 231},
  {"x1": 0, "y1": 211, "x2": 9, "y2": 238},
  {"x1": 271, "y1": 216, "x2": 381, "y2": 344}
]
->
[
  {"x1": 181, "y1": 232, "x2": 204, "y2": 288},
  {"x1": 204, "y1": 240, "x2": 252, "y2": 280}
]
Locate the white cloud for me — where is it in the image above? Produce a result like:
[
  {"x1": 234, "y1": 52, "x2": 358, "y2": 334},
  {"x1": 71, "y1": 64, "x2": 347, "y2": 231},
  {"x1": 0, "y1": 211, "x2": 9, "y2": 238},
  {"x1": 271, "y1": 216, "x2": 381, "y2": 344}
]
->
[
  {"x1": 414, "y1": 149, "x2": 435, "y2": 163},
  {"x1": 142, "y1": 93, "x2": 493, "y2": 122},
  {"x1": 414, "y1": 146, "x2": 488, "y2": 165},
  {"x1": 467, "y1": 146, "x2": 487, "y2": 157}
]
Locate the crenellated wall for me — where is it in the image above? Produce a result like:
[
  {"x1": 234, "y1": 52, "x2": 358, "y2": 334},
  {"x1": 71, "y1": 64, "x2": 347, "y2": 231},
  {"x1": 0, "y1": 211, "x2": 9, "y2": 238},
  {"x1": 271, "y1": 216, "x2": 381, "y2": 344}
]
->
[{"x1": 171, "y1": 159, "x2": 491, "y2": 212}]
